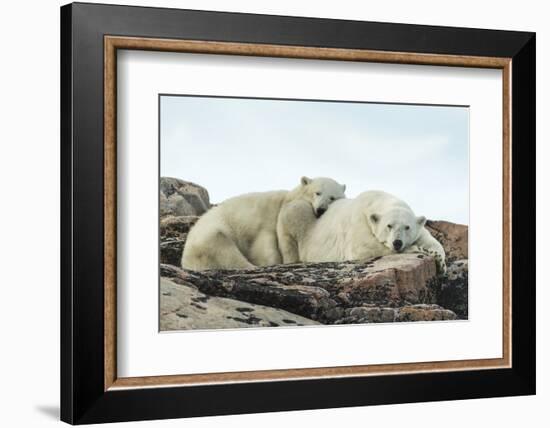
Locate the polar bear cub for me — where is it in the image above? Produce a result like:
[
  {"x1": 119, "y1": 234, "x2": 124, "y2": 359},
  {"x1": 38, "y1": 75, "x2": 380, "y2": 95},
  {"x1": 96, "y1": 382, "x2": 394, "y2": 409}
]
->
[
  {"x1": 293, "y1": 190, "x2": 446, "y2": 273},
  {"x1": 181, "y1": 177, "x2": 346, "y2": 271}
]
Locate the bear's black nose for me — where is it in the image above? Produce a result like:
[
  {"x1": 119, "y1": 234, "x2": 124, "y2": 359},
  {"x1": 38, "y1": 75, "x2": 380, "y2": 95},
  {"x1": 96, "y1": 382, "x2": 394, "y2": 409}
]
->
[
  {"x1": 316, "y1": 208, "x2": 327, "y2": 217},
  {"x1": 393, "y1": 239, "x2": 403, "y2": 251}
]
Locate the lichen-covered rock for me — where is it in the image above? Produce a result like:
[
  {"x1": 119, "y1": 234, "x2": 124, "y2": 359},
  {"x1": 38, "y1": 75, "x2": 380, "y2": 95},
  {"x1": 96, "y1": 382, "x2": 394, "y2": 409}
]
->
[
  {"x1": 394, "y1": 304, "x2": 457, "y2": 322},
  {"x1": 160, "y1": 177, "x2": 211, "y2": 217},
  {"x1": 160, "y1": 215, "x2": 199, "y2": 236},
  {"x1": 160, "y1": 216, "x2": 199, "y2": 265},
  {"x1": 160, "y1": 252, "x2": 449, "y2": 324},
  {"x1": 426, "y1": 220, "x2": 468, "y2": 262},
  {"x1": 335, "y1": 303, "x2": 457, "y2": 324},
  {"x1": 438, "y1": 259, "x2": 468, "y2": 319},
  {"x1": 338, "y1": 306, "x2": 397, "y2": 323},
  {"x1": 161, "y1": 264, "x2": 340, "y2": 323},
  {"x1": 160, "y1": 278, "x2": 320, "y2": 330},
  {"x1": 333, "y1": 254, "x2": 439, "y2": 307},
  {"x1": 160, "y1": 239, "x2": 186, "y2": 266}
]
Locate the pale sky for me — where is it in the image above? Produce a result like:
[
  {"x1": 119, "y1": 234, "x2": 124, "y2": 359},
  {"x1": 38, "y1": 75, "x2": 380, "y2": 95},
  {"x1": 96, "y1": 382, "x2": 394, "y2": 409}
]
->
[{"x1": 160, "y1": 95, "x2": 469, "y2": 224}]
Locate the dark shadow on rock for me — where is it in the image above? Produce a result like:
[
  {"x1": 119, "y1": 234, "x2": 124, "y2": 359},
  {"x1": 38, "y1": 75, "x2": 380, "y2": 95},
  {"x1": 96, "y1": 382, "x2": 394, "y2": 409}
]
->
[{"x1": 437, "y1": 259, "x2": 469, "y2": 319}]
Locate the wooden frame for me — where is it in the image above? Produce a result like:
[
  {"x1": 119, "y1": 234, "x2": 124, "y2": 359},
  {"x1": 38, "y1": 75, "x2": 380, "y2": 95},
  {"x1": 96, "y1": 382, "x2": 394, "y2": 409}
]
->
[
  {"x1": 62, "y1": 2, "x2": 535, "y2": 424},
  {"x1": 104, "y1": 36, "x2": 513, "y2": 390}
]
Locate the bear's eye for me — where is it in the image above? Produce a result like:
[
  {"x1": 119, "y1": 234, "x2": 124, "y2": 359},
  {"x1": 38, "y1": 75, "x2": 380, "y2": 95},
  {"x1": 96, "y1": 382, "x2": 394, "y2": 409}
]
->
[
  {"x1": 330, "y1": 196, "x2": 335, "y2": 201},
  {"x1": 315, "y1": 192, "x2": 321, "y2": 196},
  {"x1": 405, "y1": 225, "x2": 410, "y2": 230},
  {"x1": 387, "y1": 224, "x2": 392, "y2": 229}
]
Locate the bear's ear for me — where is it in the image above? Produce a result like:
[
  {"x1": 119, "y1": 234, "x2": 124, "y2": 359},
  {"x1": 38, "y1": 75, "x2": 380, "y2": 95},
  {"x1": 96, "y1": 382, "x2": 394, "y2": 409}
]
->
[
  {"x1": 416, "y1": 216, "x2": 427, "y2": 227},
  {"x1": 369, "y1": 214, "x2": 379, "y2": 224},
  {"x1": 301, "y1": 176, "x2": 312, "y2": 186},
  {"x1": 341, "y1": 184, "x2": 346, "y2": 192}
]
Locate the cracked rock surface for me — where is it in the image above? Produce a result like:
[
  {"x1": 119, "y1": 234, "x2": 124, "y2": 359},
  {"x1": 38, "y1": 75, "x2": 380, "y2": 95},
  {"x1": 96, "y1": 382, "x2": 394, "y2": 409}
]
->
[{"x1": 161, "y1": 278, "x2": 320, "y2": 330}]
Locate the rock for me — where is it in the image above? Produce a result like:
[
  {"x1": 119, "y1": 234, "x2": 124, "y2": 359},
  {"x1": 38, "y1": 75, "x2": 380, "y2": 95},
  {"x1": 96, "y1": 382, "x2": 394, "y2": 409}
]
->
[
  {"x1": 340, "y1": 306, "x2": 396, "y2": 323},
  {"x1": 160, "y1": 177, "x2": 211, "y2": 217},
  {"x1": 426, "y1": 220, "x2": 468, "y2": 262},
  {"x1": 438, "y1": 259, "x2": 468, "y2": 319},
  {"x1": 160, "y1": 278, "x2": 320, "y2": 330},
  {"x1": 156, "y1": 178, "x2": 468, "y2": 326},
  {"x1": 161, "y1": 264, "x2": 340, "y2": 323},
  {"x1": 160, "y1": 215, "x2": 199, "y2": 236},
  {"x1": 160, "y1": 253, "x2": 446, "y2": 324},
  {"x1": 395, "y1": 304, "x2": 457, "y2": 322},
  {"x1": 160, "y1": 238, "x2": 186, "y2": 266},
  {"x1": 335, "y1": 303, "x2": 457, "y2": 324},
  {"x1": 160, "y1": 216, "x2": 199, "y2": 266},
  {"x1": 333, "y1": 254, "x2": 439, "y2": 307}
]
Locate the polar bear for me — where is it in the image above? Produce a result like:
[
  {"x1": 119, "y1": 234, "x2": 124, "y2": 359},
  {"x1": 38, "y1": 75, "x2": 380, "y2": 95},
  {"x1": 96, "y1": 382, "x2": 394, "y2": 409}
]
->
[
  {"x1": 277, "y1": 198, "x2": 322, "y2": 264},
  {"x1": 286, "y1": 190, "x2": 446, "y2": 273},
  {"x1": 181, "y1": 177, "x2": 346, "y2": 271}
]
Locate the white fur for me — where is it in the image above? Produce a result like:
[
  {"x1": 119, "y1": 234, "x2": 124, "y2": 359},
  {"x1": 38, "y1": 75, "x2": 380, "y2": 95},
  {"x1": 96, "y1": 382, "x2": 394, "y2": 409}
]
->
[
  {"x1": 181, "y1": 177, "x2": 346, "y2": 271},
  {"x1": 298, "y1": 190, "x2": 447, "y2": 273}
]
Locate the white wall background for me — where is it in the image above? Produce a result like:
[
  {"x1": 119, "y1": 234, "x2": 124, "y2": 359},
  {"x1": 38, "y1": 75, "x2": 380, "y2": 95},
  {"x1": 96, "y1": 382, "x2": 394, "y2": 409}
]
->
[{"x1": 0, "y1": 0, "x2": 545, "y2": 427}]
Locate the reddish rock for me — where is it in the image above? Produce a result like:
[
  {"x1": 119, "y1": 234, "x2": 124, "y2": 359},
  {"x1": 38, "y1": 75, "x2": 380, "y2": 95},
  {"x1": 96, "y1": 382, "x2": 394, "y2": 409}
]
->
[
  {"x1": 395, "y1": 304, "x2": 457, "y2": 322},
  {"x1": 336, "y1": 303, "x2": 457, "y2": 324},
  {"x1": 426, "y1": 220, "x2": 468, "y2": 261},
  {"x1": 336, "y1": 254, "x2": 438, "y2": 307}
]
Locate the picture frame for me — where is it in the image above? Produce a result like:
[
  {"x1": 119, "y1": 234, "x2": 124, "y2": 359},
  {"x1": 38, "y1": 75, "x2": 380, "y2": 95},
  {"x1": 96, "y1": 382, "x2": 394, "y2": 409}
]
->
[{"x1": 60, "y1": 2, "x2": 535, "y2": 424}]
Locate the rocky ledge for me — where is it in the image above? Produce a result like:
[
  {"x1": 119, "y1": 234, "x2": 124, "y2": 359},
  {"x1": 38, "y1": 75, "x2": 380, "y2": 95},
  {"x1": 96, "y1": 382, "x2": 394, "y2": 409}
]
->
[
  {"x1": 161, "y1": 277, "x2": 320, "y2": 330},
  {"x1": 159, "y1": 177, "x2": 468, "y2": 330}
]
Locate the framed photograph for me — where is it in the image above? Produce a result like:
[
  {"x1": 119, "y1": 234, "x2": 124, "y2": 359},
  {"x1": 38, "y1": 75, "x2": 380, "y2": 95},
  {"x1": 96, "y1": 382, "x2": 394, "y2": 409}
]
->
[{"x1": 61, "y1": 2, "x2": 535, "y2": 424}]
